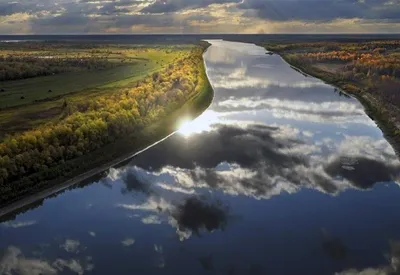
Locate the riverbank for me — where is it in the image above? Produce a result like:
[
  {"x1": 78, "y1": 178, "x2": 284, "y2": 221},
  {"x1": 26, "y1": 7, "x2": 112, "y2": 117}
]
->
[
  {"x1": 0, "y1": 45, "x2": 214, "y2": 212},
  {"x1": 263, "y1": 44, "x2": 400, "y2": 157}
]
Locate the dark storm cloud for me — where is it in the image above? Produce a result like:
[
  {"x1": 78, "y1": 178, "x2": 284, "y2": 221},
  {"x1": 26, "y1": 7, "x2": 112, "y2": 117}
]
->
[
  {"x1": 1, "y1": 0, "x2": 399, "y2": 33},
  {"x1": 112, "y1": 13, "x2": 175, "y2": 27},
  {"x1": 238, "y1": 0, "x2": 400, "y2": 21},
  {"x1": 0, "y1": 1, "x2": 52, "y2": 16},
  {"x1": 25, "y1": 0, "x2": 178, "y2": 32},
  {"x1": 97, "y1": 3, "x2": 129, "y2": 15},
  {"x1": 140, "y1": 0, "x2": 240, "y2": 13},
  {"x1": 0, "y1": 0, "x2": 139, "y2": 17},
  {"x1": 38, "y1": 14, "x2": 90, "y2": 26},
  {"x1": 89, "y1": 0, "x2": 147, "y2": 15},
  {"x1": 30, "y1": 12, "x2": 175, "y2": 33},
  {"x1": 30, "y1": 13, "x2": 92, "y2": 32},
  {"x1": 185, "y1": 13, "x2": 216, "y2": 22},
  {"x1": 0, "y1": 3, "x2": 22, "y2": 16}
]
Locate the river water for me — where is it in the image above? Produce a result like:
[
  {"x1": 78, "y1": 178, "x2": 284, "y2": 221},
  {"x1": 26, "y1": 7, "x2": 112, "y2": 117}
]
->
[{"x1": 1, "y1": 40, "x2": 400, "y2": 275}]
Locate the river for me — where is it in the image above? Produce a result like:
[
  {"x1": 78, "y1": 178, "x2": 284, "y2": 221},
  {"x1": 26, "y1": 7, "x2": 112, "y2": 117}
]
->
[{"x1": 1, "y1": 40, "x2": 400, "y2": 275}]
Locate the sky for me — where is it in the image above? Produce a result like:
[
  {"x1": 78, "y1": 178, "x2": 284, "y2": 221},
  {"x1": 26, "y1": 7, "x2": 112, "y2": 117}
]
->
[{"x1": 0, "y1": 0, "x2": 400, "y2": 34}]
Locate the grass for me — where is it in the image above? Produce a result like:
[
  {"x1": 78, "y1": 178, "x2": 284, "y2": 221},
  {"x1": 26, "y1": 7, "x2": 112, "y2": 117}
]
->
[
  {"x1": 0, "y1": 64, "x2": 141, "y2": 108},
  {"x1": 0, "y1": 47, "x2": 192, "y2": 109},
  {"x1": 0, "y1": 45, "x2": 194, "y2": 138}
]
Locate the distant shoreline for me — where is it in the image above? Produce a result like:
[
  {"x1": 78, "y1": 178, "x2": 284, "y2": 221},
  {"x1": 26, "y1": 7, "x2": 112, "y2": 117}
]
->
[{"x1": 266, "y1": 47, "x2": 400, "y2": 158}]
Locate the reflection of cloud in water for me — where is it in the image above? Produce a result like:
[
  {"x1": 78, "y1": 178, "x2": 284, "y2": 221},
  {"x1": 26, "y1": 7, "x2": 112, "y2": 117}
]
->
[
  {"x1": 218, "y1": 97, "x2": 361, "y2": 116},
  {"x1": 198, "y1": 254, "x2": 214, "y2": 271},
  {"x1": 205, "y1": 40, "x2": 266, "y2": 62},
  {"x1": 154, "y1": 244, "x2": 163, "y2": 253},
  {"x1": 109, "y1": 40, "x2": 400, "y2": 243},
  {"x1": 217, "y1": 97, "x2": 372, "y2": 125},
  {"x1": 156, "y1": 182, "x2": 196, "y2": 194},
  {"x1": 1, "y1": 220, "x2": 37, "y2": 229},
  {"x1": 337, "y1": 240, "x2": 400, "y2": 275},
  {"x1": 321, "y1": 230, "x2": 348, "y2": 261},
  {"x1": 116, "y1": 194, "x2": 229, "y2": 241},
  {"x1": 0, "y1": 246, "x2": 56, "y2": 275},
  {"x1": 0, "y1": 246, "x2": 94, "y2": 275},
  {"x1": 121, "y1": 238, "x2": 135, "y2": 247},
  {"x1": 134, "y1": 123, "x2": 305, "y2": 171},
  {"x1": 120, "y1": 169, "x2": 152, "y2": 195},
  {"x1": 172, "y1": 197, "x2": 228, "y2": 236},
  {"x1": 60, "y1": 239, "x2": 81, "y2": 254},
  {"x1": 53, "y1": 258, "x2": 94, "y2": 275},
  {"x1": 325, "y1": 157, "x2": 397, "y2": 189},
  {"x1": 154, "y1": 244, "x2": 165, "y2": 268},
  {"x1": 124, "y1": 123, "x2": 399, "y2": 199},
  {"x1": 204, "y1": 46, "x2": 376, "y2": 131},
  {"x1": 117, "y1": 196, "x2": 172, "y2": 213},
  {"x1": 213, "y1": 67, "x2": 329, "y2": 90},
  {"x1": 141, "y1": 215, "x2": 162, "y2": 225}
]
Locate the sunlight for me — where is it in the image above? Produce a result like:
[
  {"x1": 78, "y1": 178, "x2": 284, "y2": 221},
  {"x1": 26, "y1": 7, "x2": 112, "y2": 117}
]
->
[
  {"x1": 177, "y1": 110, "x2": 220, "y2": 138},
  {"x1": 177, "y1": 119, "x2": 194, "y2": 137}
]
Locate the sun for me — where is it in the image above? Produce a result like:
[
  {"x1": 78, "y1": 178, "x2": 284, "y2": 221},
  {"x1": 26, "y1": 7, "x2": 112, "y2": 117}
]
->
[
  {"x1": 176, "y1": 111, "x2": 220, "y2": 138},
  {"x1": 177, "y1": 119, "x2": 195, "y2": 137}
]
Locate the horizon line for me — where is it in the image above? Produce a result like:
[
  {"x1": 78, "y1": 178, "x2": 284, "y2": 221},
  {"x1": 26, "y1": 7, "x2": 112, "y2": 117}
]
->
[{"x1": 1, "y1": 33, "x2": 400, "y2": 36}]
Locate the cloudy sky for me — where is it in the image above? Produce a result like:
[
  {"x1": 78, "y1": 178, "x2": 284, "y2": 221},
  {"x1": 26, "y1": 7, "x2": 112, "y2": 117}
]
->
[{"x1": 0, "y1": 0, "x2": 400, "y2": 34}]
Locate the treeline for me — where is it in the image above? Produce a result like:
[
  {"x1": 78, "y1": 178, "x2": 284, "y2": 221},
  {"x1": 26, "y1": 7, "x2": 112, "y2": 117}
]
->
[
  {"x1": 347, "y1": 53, "x2": 400, "y2": 79},
  {"x1": 293, "y1": 51, "x2": 400, "y2": 79},
  {"x1": 0, "y1": 56, "x2": 117, "y2": 81},
  {"x1": 0, "y1": 45, "x2": 209, "y2": 197},
  {"x1": 299, "y1": 51, "x2": 356, "y2": 62},
  {"x1": 266, "y1": 40, "x2": 400, "y2": 53},
  {"x1": 276, "y1": 40, "x2": 400, "y2": 86}
]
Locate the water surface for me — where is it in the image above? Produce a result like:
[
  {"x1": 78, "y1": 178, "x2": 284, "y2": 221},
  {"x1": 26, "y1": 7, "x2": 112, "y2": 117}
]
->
[{"x1": 1, "y1": 40, "x2": 400, "y2": 275}]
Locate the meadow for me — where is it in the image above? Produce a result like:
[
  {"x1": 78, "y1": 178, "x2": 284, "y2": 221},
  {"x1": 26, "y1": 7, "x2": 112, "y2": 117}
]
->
[
  {"x1": 0, "y1": 43, "x2": 193, "y2": 109},
  {"x1": 0, "y1": 41, "x2": 213, "y2": 204},
  {"x1": 0, "y1": 43, "x2": 193, "y2": 137}
]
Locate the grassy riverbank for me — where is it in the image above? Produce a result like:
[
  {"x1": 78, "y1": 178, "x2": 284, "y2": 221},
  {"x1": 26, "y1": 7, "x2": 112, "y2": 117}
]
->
[
  {"x1": 264, "y1": 40, "x2": 400, "y2": 156},
  {"x1": 0, "y1": 41, "x2": 213, "y2": 206}
]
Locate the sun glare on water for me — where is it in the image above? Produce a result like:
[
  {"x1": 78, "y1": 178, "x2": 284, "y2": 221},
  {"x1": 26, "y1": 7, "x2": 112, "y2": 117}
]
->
[{"x1": 177, "y1": 111, "x2": 219, "y2": 138}]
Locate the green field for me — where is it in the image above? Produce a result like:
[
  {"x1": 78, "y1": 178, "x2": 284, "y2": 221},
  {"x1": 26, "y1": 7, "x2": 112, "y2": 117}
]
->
[
  {"x1": 0, "y1": 63, "x2": 145, "y2": 108},
  {"x1": 0, "y1": 47, "x2": 192, "y2": 109},
  {"x1": 0, "y1": 44, "x2": 194, "y2": 137}
]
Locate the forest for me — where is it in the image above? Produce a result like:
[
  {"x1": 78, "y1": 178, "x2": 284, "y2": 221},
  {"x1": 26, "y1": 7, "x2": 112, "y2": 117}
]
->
[
  {"x1": 0, "y1": 41, "x2": 212, "y2": 204},
  {"x1": 264, "y1": 39, "x2": 400, "y2": 154}
]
